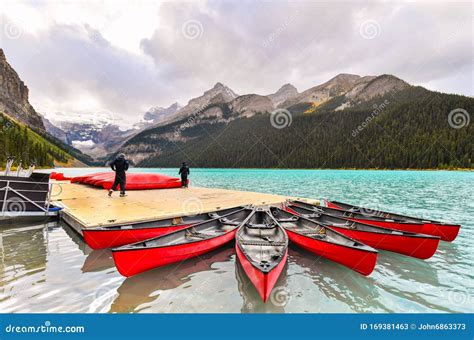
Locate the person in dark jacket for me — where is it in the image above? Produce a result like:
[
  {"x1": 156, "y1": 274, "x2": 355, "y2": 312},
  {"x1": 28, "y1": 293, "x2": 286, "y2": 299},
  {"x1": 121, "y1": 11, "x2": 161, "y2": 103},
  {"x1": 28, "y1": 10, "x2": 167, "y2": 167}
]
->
[
  {"x1": 108, "y1": 153, "x2": 129, "y2": 197},
  {"x1": 178, "y1": 162, "x2": 190, "y2": 188}
]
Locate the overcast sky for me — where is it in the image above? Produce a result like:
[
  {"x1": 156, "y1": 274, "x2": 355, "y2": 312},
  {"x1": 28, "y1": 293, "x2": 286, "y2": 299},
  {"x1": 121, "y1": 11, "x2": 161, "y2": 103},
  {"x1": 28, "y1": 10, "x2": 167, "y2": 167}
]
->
[{"x1": 0, "y1": 0, "x2": 472, "y2": 126}]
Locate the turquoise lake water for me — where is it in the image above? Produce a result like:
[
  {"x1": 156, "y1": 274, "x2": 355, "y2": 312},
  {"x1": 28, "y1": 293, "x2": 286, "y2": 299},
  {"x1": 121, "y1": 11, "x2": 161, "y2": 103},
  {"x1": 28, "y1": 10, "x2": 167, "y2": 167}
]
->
[{"x1": 1, "y1": 168, "x2": 473, "y2": 313}]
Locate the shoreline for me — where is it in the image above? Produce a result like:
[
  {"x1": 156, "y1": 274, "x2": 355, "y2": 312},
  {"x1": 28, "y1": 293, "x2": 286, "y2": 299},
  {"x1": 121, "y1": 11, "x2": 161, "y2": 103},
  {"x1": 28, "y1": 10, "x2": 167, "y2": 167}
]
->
[
  {"x1": 2, "y1": 166, "x2": 472, "y2": 172},
  {"x1": 52, "y1": 166, "x2": 473, "y2": 172}
]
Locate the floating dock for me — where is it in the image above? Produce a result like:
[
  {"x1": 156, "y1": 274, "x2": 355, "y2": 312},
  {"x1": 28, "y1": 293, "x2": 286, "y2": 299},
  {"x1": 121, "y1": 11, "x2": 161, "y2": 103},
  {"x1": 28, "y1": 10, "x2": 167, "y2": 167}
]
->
[{"x1": 51, "y1": 181, "x2": 318, "y2": 235}]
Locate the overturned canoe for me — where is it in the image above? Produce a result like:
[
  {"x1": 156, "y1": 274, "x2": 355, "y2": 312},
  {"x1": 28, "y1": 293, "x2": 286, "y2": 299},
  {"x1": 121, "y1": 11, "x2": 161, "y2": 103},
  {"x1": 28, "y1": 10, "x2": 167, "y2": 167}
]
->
[
  {"x1": 112, "y1": 208, "x2": 252, "y2": 277},
  {"x1": 83, "y1": 206, "x2": 245, "y2": 249},
  {"x1": 236, "y1": 209, "x2": 288, "y2": 302},
  {"x1": 286, "y1": 203, "x2": 440, "y2": 260},
  {"x1": 326, "y1": 200, "x2": 460, "y2": 242},
  {"x1": 71, "y1": 171, "x2": 185, "y2": 190}
]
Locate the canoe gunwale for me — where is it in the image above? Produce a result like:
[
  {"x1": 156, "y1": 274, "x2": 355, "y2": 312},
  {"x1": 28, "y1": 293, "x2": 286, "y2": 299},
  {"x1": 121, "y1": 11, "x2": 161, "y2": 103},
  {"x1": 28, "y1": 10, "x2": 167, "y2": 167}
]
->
[
  {"x1": 112, "y1": 208, "x2": 251, "y2": 252},
  {"x1": 82, "y1": 206, "x2": 246, "y2": 232},
  {"x1": 236, "y1": 210, "x2": 289, "y2": 274},
  {"x1": 328, "y1": 200, "x2": 458, "y2": 226},
  {"x1": 271, "y1": 207, "x2": 378, "y2": 253},
  {"x1": 288, "y1": 204, "x2": 441, "y2": 240}
]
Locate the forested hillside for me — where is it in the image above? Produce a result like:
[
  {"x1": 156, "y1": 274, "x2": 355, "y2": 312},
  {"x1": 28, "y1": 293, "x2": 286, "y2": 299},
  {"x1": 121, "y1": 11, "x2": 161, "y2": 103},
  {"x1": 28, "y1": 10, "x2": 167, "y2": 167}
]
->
[
  {"x1": 0, "y1": 113, "x2": 95, "y2": 167},
  {"x1": 125, "y1": 87, "x2": 473, "y2": 169}
]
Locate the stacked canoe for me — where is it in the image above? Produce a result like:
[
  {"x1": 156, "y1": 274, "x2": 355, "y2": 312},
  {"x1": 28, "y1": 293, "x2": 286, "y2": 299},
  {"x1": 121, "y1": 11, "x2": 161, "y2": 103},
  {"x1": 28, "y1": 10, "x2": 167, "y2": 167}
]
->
[
  {"x1": 80, "y1": 200, "x2": 461, "y2": 303},
  {"x1": 51, "y1": 171, "x2": 185, "y2": 190}
]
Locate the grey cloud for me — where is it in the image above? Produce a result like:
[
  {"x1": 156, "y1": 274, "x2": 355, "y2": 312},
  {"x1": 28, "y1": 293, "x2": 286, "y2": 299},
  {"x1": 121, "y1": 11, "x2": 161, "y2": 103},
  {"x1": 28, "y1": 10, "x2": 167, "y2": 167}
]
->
[{"x1": 1, "y1": 0, "x2": 472, "y2": 126}]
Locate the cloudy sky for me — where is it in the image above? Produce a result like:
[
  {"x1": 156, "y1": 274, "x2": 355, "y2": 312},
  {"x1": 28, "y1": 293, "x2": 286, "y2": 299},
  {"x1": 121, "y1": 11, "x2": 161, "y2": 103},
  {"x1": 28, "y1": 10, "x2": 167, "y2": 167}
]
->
[{"x1": 0, "y1": 0, "x2": 472, "y2": 127}]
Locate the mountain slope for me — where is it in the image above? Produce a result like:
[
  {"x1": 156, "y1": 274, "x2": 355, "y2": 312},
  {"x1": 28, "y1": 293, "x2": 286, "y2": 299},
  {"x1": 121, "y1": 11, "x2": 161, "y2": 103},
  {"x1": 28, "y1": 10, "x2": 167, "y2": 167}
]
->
[
  {"x1": 143, "y1": 102, "x2": 181, "y2": 124},
  {"x1": 0, "y1": 49, "x2": 45, "y2": 130},
  {"x1": 121, "y1": 86, "x2": 473, "y2": 169},
  {"x1": 0, "y1": 48, "x2": 96, "y2": 167},
  {"x1": 268, "y1": 84, "x2": 298, "y2": 106},
  {"x1": 158, "y1": 82, "x2": 238, "y2": 125},
  {"x1": 0, "y1": 113, "x2": 91, "y2": 167}
]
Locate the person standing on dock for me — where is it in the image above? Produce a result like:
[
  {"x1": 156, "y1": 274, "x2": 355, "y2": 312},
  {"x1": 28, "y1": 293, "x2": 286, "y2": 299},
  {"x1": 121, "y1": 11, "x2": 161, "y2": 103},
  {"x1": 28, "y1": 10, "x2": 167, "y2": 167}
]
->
[
  {"x1": 108, "y1": 153, "x2": 129, "y2": 197},
  {"x1": 179, "y1": 162, "x2": 190, "y2": 188}
]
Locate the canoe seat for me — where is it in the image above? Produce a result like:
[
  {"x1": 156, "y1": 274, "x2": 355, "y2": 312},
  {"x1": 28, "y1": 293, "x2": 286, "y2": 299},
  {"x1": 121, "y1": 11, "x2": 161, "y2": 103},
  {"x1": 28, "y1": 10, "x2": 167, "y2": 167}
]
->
[
  {"x1": 185, "y1": 230, "x2": 216, "y2": 239},
  {"x1": 240, "y1": 241, "x2": 287, "y2": 246},
  {"x1": 276, "y1": 217, "x2": 298, "y2": 223},
  {"x1": 343, "y1": 221, "x2": 357, "y2": 229},
  {"x1": 298, "y1": 230, "x2": 326, "y2": 236},
  {"x1": 219, "y1": 218, "x2": 241, "y2": 226},
  {"x1": 247, "y1": 222, "x2": 276, "y2": 229},
  {"x1": 306, "y1": 213, "x2": 322, "y2": 218}
]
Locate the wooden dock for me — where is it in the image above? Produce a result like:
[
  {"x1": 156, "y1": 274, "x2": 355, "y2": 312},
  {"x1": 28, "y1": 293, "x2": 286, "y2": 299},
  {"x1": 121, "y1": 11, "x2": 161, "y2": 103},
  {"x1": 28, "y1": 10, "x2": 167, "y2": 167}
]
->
[{"x1": 51, "y1": 181, "x2": 319, "y2": 235}]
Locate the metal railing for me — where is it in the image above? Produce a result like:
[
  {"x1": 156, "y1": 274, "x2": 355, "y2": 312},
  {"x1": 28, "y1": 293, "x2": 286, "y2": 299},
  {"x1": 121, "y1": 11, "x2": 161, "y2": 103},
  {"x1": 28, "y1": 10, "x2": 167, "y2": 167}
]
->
[{"x1": 0, "y1": 178, "x2": 51, "y2": 217}]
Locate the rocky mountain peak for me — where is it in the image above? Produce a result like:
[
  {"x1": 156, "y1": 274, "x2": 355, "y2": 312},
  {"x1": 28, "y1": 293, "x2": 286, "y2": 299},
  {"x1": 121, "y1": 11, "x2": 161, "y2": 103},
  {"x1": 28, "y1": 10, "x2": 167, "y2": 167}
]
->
[
  {"x1": 143, "y1": 102, "x2": 182, "y2": 124},
  {"x1": 345, "y1": 74, "x2": 410, "y2": 102},
  {"x1": 269, "y1": 83, "x2": 299, "y2": 106},
  {"x1": 0, "y1": 48, "x2": 45, "y2": 130},
  {"x1": 203, "y1": 82, "x2": 238, "y2": 100}
]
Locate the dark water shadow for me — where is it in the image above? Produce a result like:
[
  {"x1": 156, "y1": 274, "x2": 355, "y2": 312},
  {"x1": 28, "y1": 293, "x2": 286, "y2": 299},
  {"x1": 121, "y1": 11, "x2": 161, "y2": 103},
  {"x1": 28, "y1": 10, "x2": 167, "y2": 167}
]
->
[
  {"x1": 60, "y1": 222, "x2": 92, "y2": 255},
  {"x1": 234, "y1": 259, "x2": 288, "y2": 313},
  {"x1": 288, "y1": 246, "x2": 388, "y2": 313},
  {"x1": 375, "y1": 250, "x2": 441, "y2": 286},
  {"x1": 81, "y1": 249, "x2": 115, "y2": 273}
]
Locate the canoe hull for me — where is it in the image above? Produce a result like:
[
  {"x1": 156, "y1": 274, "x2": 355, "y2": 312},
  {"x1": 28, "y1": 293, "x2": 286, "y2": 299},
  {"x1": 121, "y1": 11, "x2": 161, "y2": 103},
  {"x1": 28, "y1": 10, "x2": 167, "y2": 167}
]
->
[
  {"x1": 112, "y1": 229, "x2": 238, "y2": 277},
  {"x1": 329, "y1": 226, "x2": 440, "y2": 259},
  {"x1": 327, "y1": 201, "x2": 460, "y2": 242},
  {"x1": 421, "y1": 223, "x2": 460, "y2": 242},
  {"x1": 83, "y1": 224, "x2": 191, "y2": 250},
  {"x1": 349, "y1": 218, "x2": 424, "y2": 234},
  {"x1": 285, "y1": 229, "x2": 377, "y2": 276},
  {"x1": 236, "y1": 244, "x2": 287, "y2": 302}
]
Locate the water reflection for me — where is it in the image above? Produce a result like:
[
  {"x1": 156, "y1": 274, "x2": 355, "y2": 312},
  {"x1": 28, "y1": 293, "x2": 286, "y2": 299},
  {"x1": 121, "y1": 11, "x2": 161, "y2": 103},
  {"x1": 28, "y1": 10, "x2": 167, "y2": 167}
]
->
[
  {"x1": 60, "y1": 221, "x2": 91, "y2": 255},
  {"x1": 82, "y1": 249, "x2": 115, "y2": 273},
  {"x1": 111, "y1": 245, "x2": 235, "y2": 313},
  {"x1": 288, "y1": 246, "x2": 386, "y2": 313},
  {"x1": 235, "y1": 260, "x2": 287, "y2": 313},
  {"x1": 0, "y1": 220, "x2": 472, "y2": 313},
  {"x1": 0, "y1": 222, "x2": 50, "y2": 283}
]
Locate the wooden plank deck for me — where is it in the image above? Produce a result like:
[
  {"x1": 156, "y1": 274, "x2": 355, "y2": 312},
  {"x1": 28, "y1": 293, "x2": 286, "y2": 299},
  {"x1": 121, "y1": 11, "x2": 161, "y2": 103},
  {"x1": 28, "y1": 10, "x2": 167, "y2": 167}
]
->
[{"x1": 51, "y1": 181, "x2": 319, "y2": 234}]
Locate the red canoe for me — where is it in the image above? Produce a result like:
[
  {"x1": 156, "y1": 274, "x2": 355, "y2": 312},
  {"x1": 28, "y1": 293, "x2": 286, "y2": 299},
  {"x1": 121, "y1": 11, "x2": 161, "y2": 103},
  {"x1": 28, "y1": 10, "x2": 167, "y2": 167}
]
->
[
  {"x1": 286, "y1": 204, "x2": 440, "y2": 259},
  {"x1": 49, "y1": 172, "x2": 72, "y2": 181},
  {"x1": 270, "y1": 207, "x2": 377, "y2": 275},
  {"x1": 70, "y1": 171, "x2": 184, "y2": 190},
  {"x1": 83, "y1": 206, "x2": 245, "y2": 249},
  {"x1": 112, "y1": 208, "x2": 252, "y2": 277},
  {"x1": 235, "y1": 209, "x2": 289, "y2": 302},
  {"x1": 291, "y1": 200, "x2": 424, "y2": 234},
  {"x1": 326, "y1": 200, "x2": 461, "y2": 242}
]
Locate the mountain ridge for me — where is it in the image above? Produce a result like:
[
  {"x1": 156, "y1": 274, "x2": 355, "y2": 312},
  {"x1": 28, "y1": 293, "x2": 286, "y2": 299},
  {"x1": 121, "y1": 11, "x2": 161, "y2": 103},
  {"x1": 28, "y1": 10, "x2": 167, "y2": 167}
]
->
[
  {"x1": 0, "y1": 49, "x2": 45, "y2": 131},
  {"x1": 119, "y1": 79, "x2": 473, "y2": 169}
]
